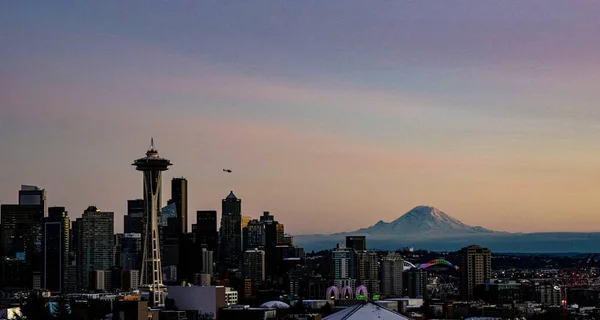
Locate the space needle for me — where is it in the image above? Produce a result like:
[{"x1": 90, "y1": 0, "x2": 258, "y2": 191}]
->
[{"x1": 133, "y1": 138, "x2": 172, "y2": 307}]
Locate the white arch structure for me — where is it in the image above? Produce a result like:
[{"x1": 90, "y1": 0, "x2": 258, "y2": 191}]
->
[{"x1": 403, "y1": 260, "x2": 417, "y2": 271}]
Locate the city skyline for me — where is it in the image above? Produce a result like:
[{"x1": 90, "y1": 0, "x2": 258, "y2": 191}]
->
[{"x1": 3, "y1": 1, "x2": 600, "y2": 234}]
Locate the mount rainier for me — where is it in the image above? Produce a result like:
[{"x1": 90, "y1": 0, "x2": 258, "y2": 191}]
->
[
  {"x1": 294, "y1": 206, "x2": 600, "y2": 253},
  {"x1": 345, "y1": 205, "x2": 499, "y2": 237}
]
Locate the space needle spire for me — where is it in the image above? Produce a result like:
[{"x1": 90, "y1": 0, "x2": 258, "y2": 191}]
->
[{"x1": 133, "y1": 139, "x2": 172, "y2": 307}]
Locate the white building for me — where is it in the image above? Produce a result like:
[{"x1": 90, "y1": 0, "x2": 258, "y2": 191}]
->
[
  {"x1": 324, "y1": 302, "x2": 413, "y2": 320},
  {"x1": 167, "y1": 285, "x2": 238, "y2": 320},
  {"x1": 225, "y1": 287, "x2": 238, "y2": 306}
]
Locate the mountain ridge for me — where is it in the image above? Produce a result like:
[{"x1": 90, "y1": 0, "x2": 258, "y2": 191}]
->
[{"x1": 336, "y1": 205, "x2": 502, "y2": 237}]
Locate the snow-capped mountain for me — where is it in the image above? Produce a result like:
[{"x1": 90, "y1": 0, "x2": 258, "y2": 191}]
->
[{"x1": 348, "y1": 205, "x2": 499, "y2": 236}]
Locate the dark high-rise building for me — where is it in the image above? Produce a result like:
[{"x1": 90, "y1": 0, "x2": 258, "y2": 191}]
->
[
  {"x1": 194, "y1": 211, "x2": 218, "y2": 255},
  {"x1": 114, "y1": 233, "x2": 124, "y2": 268},
  {"x1": 243, "y1": 219, "x2": 264, "y2": 251},
  {"x1": 0, "y1": 204, "x2": 44, "y2": 290},
  {"x1": 122, "y1": 233, "x2": 142, "y2": 270},
  {"x1": 403, "y1": 268, "x2": 427, "y2": 298},
  {"x1": 220, "y1": 191, "x2": 241, "y2": 271},
  {"x1": 133, "y1": 139, "x2": 171, "y2": 307},
  {"x1": 125, "y1": 199, "x2": 144, "y2": 234},
  {"x1": 42, "y1": 207, "x2": 70, "y2": 293},
  {"x1": 18, "y1": 185, "x2": 47, "y2": 217},
  {"x1": 264, "y1": 221, "x2": 280, "y2": 277},
  {"x1": 177, "y1": 233, "x2": 197, "y2": 283},
  {"x1": 459, "y1": 245, "x2": 492, "y2": 301},
  {"x1": 160, "y1": 201, "x2": 179, "y2": 268},
  {"x1": 72, "y1": 218, "x2": 83, "y2": 290},
  {"x1": 346, "y1": 236, "x2": 366, "y2": 251},
  {"x1": 171, "y1": 178, "x2": 188, "y2": 234}
]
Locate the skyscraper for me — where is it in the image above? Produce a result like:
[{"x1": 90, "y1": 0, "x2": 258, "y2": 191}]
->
[
  {"x1": 403, "y1": 268, "x2": 427, "y2": 298},
  {"x1": 0, "y1": 204, "x2": 44, "y2": 290},
  {"x1": 243, "y1": 219, "x2": 264, "y2": 251},
  {"x1": 243, "y1": 249, "x2": 265, "y2": 284},
  {"x1": 122, "y1": 233, "x2": 142, "y2": 270},
  {"x1": 18, "y1": 185, "x2": 47, "y2": 217},
  {"x1": 72, "y1": 218, "x2": 83, "y2": 290},
  {"x1": 133, "y1": 139, "x2": 171, "y2": 307},
  {"x1": 220, "y1": 191, "x2": 241, "y2": 272},
  {"x1": 194, "y1": 210, "x2": 218, "y2": 258},
  {"x1": 381, "y1": 252, "x2": 404, "y2": 297},
  {"x1": 332, "y1": 244, "x2": 356, "y2": 281},
  {"x1": 42, "y1": 207, "x2": 70, "y2": 293},
  {"x1": 171, "y1": 178, "x2": 188, "y2": 234},
  {"x1": 459, "y1": 245, "x2": 492, "y2": 301},
  {"x1": 80, "y1": 206, "x2": 114, "y2": 290},
  {"x1": 124, "y1": 199, "x2": 144, "y2": 234},
  {"x1": 356, "y1": 250, "x2": 380, "y2": 295}
]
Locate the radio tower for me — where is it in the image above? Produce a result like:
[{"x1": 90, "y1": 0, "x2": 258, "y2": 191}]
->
[{"x1": 133, "y1": 138, "x2": 172, "y2": 307}]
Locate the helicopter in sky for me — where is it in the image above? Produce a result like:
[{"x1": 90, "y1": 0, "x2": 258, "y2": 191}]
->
[{"x1": 223, "y1": 169, "x2": 232, "y2": 173}]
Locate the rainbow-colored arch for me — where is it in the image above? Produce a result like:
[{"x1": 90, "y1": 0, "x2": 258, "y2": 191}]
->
[{"x1": 418, "y1": 259, "x2": 458, "y2": 270}]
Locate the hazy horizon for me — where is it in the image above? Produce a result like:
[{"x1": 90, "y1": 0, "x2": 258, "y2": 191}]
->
[{"x1": 2, "y1": 1, "x2": 600, "y2": 234}]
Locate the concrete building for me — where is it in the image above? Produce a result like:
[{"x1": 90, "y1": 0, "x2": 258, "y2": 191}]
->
[
  {"x1": 201, "y1": 247, "x2": 214, "y2": 275},
  {"x1": 403, "y1": 268, "x2": 427, "y2": 298},
  {"x1": 244, "y1": 249, "x2": 266, "y2": 284},
  {"x1": 536, "y1": 283, "x2": 562, "y2": 306},
  {"x1": 459, "y1": 245, "x2": 492, "y2": 301},
  {"x1": 356, "y1": 250, "x2": 380, "y2": 295},
  {"x1": 122, "y1": 269, "x2": 140, "y2": 291},
  {"x1": 381, "y1": 252, "x2": 404, "y2": 297},
  {"x1": 332, "y1": 244, "x2": 356, "y2": 280},
  {"x1": 80, "y1": 206, "x2": 114, "y2": 291},
  {"x1": 167, "y1": 285, "x2": 237, "y2": 319}
]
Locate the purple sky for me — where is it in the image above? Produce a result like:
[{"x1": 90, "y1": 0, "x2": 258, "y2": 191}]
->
[{"x1": 2, "y1": 1, "x2": 600, "y2": 234}]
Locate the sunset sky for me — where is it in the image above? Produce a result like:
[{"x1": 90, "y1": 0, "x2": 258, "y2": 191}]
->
[{"x1": 2, "y1": 1, "x2": 600, "y2": 234}]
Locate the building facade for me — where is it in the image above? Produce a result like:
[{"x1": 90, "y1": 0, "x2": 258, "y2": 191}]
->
[
  {"x1": 243, "y1": 249, "x2": 266, "y2": 284},
  {"x1": 220, "y1": 191, "x2": 242, "y2": 272},
  {"x1": 42, "y1": 207, "x2": 70, "y2": 293},
  {"x1": 356, "y1": 250, "x2": 380, "y2": 295},
  {"x1": 80, "y1": 206, "x2": 114, "y2": 291},
  {"x1": 459, "y1": 245, "x2": 492, "y2": 301},
  {"x1": 381, "y1": 252, "x2": 404, "y2": 297}
]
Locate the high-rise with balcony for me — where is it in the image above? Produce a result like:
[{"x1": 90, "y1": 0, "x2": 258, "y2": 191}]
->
[
  {"x1": 243, "y1": 248, "x2": 265, "y2": 285},
  {"x1": 459, "y1": 245, "x2": 492, "y2": 301},
  {"x1": 381, "y1": 252, "x2": 404, "y2": 297},
  {"x1": 80, "y1": 206, "x2": 114, "y2": 291},
  {"x1": 356, "y1": 250, "x2": 380, "y2": 295}
]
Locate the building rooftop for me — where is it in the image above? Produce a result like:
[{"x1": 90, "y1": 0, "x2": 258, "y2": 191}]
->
[
  {"x1": 226, "y1": 191, "x2": 237, "y2": 200},
  {"x1": 323, "y1": 302, "x2": 413, "y2": 320}
]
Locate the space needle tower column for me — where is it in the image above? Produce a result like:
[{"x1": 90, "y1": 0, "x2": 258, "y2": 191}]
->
[{"x1": 133, "y1": 138, "x2": 172, "y2": 307}]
